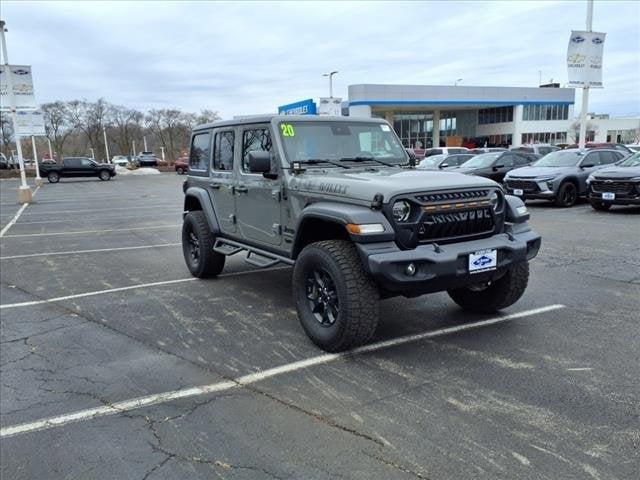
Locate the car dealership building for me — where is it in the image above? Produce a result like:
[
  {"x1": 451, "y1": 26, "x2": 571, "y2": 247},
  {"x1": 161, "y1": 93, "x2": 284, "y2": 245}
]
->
[{"x1": 346, "y1": 84, "x2": 577, "y2": 148}]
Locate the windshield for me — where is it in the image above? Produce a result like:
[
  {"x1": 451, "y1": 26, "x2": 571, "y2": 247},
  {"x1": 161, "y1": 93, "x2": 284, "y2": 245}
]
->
[
  {"x1": 278, "y1": 121, "x2": 407, "y2": 165},
  {"x1": 460, "y1": 152, "x2": 501, "y2": 168},
  {"x1": 534, "y1": 150, "x2": 582, "y2": 167},
  {"x1": 619, "y1": 151, "x2": 640, "y2": 167},
  {"x1": 418, "y1": 154, "x2": 447, "y2": 168}
]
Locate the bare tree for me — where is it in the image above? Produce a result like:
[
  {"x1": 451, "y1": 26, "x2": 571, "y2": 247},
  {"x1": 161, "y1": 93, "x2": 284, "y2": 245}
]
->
[
  {"x1": 67, "y1": 99, "x2": 109, "y2": 160},
  {"x1": 108, "y1": 104, "x2": 143, "y2": 156},
  {"x1": 568, "y1": 120, "x2": 598, "y2": 143},
  {"x1": 41, "y1": 101, "x2": 75, "y2": 161},
  {"x1": 0, "y1": 112, "x2": 13, "y2": 159},
  {"x1": 146, "y1": 109, "x2": 192, "y2": 160}
]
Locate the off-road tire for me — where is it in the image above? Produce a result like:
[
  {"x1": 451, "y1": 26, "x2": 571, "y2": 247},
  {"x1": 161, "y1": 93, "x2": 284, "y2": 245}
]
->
[
  {"x1": 590, "y1": 200, "x2": 611, "y2": 211},
  {"x1": 293, "y1": 240, "x2": 379, "y2": 352},
  {"x1": 99, "y1": 170, "x2": 111, "y2": 181},
  {"x1": 555, "y1": 181, "x2": 578, "y2": 207},
  {"x1": 182, "y1": 211, "x2": 225, "y2": 278},
  {"x1": 47, "y1": 171, "x2": 60, "y2": 183},
  {"x1": 447, "y1": 262, "x2": 529, "y2": 313}
]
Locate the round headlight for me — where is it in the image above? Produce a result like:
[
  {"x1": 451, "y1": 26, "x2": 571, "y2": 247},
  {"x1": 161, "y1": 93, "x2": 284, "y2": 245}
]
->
[
  {"x1": 489, "y1": 191, "x2": 501, "y2": 211},
  {"x1": 392, "y1": 200, "x2": 411, "y2": 222}
]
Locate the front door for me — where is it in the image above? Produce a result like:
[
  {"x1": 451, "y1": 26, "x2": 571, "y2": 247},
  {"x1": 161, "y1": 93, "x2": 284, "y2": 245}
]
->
[
  {"x1": 235, "y1": 125, "x2": 282, "y2": 246},
  {"x1": 209, "y1": 129, "x2": 237, "y2": 234}
]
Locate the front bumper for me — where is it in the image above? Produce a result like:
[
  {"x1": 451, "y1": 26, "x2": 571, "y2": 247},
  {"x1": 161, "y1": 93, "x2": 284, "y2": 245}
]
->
[
  {"x1": 588, "y1": 191, "x2": 640, "y2": 205},
  {"x1": 357, "y1": 226, "x2": 541, "y2": 297}
]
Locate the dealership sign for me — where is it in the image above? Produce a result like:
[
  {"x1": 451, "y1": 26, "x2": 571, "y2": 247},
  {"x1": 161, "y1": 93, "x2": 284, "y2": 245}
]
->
[
  {"x1": 15, "y1": 109, "x2": 46, "y2": 136},
  {"x1": 0, "y1": 65, "x2": 37, "y2": 110},
  {"x1": 567, "y1": 30, "x2": 606, "y2": 88},
  {"x1": 318, "y1": 97, "x2": 342, "y2": 116},
  {"x1": 278, "y1": 99, "x2": 317, "y2": 115}
]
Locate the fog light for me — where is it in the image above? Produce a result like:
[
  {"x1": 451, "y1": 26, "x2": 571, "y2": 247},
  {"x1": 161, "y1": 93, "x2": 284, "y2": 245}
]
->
[{"x1": 405, "y1": 263, "x2": 416, "y2": 276}]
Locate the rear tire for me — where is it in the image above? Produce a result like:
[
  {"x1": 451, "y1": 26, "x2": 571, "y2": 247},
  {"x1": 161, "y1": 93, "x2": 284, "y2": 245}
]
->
[
  {"x1": 447, "y1": 262, "x2": 529, "y2": 313},
  {"x1": 590, "y1": 200, "x2": 611, "y2": 211},
  {"x1": 555, "y1": 181, "x2": 578, "y2": 207},
  {"x1": 47, "y1": 171, "x2": 60, "y2": 183},
  {"x1": 293, "y1": 240, "x2": 379, "y2": 352},
  {"x1": 182, "y1": 211, "x2": 225, "y2": 278}
]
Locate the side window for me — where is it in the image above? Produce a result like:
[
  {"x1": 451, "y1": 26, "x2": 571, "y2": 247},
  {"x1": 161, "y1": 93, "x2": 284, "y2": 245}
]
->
[
  {"x1": 599, "y1": 151, "x2": 617, "y2": 164},
  {"x1": 538, "y1": 147, "x2": 551, "y2": 155},
  {"x1": 514, "y1": 154, "x2": 530, "y2": 166},
  {"x1": 65, "y1": 158, "x2": 80, "y2": 168},
  {"x1": 584, "y1": 152, "x2": 601, "y2": 166},
  {"x1": 242, "y1": 128, "x2": 272, "y2": 172},
  {"x1": 500, "y1": 155, "x2": 514, "y2": 167},
  {"x1": 213, "y1": 131, "x2": 235, "y2": 171},
  {"x1": 189, "y1": 132, "x2": 211, "y2": 172},
  {"x1": 81, "y1": 159, "x2": 93, "y2": 167}
]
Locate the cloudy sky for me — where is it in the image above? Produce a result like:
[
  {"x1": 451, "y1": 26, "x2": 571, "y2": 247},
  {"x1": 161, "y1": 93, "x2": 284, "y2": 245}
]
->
[{"x1": 2, "y1": 0, "x2": 639, "y2": 118}]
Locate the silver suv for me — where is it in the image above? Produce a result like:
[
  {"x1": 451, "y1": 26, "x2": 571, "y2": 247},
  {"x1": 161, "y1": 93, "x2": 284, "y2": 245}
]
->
[{"x1": 181, "y1": 116, "x2": 541, "y2": 351}]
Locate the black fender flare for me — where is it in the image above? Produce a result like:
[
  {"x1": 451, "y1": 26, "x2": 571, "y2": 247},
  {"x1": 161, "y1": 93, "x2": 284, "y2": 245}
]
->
[
  {"x1": 293, "y1": 202, "x2": 395, "y2": 252},
  {"x1": 183, "y1": 186, "x2": 220, "y2": 234}
]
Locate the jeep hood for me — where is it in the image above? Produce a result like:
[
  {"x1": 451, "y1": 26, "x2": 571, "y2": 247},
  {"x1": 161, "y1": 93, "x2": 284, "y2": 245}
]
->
[
  {"x1": 292, "y1": 167, "x2": 498, "y2": 202},
  {"x1": 507, "y1": 165, "x2": 573, "y2": 178}
]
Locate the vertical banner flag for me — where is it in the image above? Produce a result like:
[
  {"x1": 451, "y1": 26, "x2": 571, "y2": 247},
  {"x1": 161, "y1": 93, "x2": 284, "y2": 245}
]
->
[
  {"x1": 567, "y1": 31, "x2": 606, "y2": 88},
  {"x1": 0, "y1": 65, "x2": 37, "y2": 110}
]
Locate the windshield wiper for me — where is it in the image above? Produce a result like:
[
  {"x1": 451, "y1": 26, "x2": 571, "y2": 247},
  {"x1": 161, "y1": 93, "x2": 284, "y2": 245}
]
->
[
  {"x1": 299, "y1": 159, "x2": 350, "y2": 169},
  {"x1": 339, "y1": 156, "x2": 399, "y2": 167}
]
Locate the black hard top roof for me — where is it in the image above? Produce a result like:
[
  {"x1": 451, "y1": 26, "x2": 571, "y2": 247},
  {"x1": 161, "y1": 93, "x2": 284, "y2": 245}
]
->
[{"x1": 193, "y1": 115, "x2": 387, "y2": 131}]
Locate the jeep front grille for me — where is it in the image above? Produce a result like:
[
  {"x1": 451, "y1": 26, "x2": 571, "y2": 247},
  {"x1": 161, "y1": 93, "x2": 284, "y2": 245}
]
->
[
  {"x1": 417, "y1": 207, "x2": 494, "y2": 242},
  {"x1": 415, "y1": 190, "x2": 488, "y2": 203}
]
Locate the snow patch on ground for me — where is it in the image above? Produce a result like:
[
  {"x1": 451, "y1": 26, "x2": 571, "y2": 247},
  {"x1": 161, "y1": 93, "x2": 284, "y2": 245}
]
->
[{"x1": 115, "y1": 166, "x2": 160, "y2": 175}]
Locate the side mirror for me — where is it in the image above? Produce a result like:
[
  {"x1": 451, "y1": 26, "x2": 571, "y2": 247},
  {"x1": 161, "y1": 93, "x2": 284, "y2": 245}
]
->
[
  {"x1": 493, "y1": 164, "x2": 505, "y2": 171},
  {"x1": 405, "y1": 148, "x2": 416, "y2": 167},
  {"x1": 439, "y1": 163, "x2": 449, "y2": 169},
  {"x1": 580, "y1": 163, "x2": 595, "y2": 169},
  {"x1": 248, "y1": 150, "x2": 275, "y2": 177}
]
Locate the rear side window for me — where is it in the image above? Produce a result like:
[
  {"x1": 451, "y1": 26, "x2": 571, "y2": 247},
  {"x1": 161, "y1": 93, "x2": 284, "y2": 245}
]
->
[
  {"x1": 598, "y1": 151, "x2": 618, "y2": 164},
  {"x1": 189, "y1": 132, "x2": 211, "y2": 172},
  {"x1": 213, "y1": 131, "x2": 235, "y2": 171},
  {"x1": 242, "y1": 127, "x2": 272, "y2": 172},
  {"x1": 64, "y1": 158, "x2": 81, "y2": 167}
]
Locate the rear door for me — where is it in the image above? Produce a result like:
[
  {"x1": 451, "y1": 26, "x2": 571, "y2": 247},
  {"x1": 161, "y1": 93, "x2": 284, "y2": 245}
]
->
[
  {"x1": 209, "y1": 129, "x2": 237, "y2": 234},
  {"x1": 63, "y1": 158, "x2": 82, "y2": 177},
  {"x1": 235, "y1": 125, "x2": 282, "y2": 247}
]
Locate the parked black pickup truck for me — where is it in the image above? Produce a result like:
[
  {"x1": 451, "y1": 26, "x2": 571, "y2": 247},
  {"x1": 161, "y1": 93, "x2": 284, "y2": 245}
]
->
[{"x1": 40, "y1": 157, "x2": 116, "y2": 183}]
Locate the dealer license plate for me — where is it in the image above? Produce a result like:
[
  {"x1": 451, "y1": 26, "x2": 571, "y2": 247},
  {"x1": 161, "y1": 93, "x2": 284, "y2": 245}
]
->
[
  {"x1": 469, "y1": 249, "x2": 497, "y2": 274},
  {"x1": 602, "y1": 192, "x2": 615, "y2": 200},
  {"x1": 513, "y1": 188, "x2": 524, "y2": 196}
]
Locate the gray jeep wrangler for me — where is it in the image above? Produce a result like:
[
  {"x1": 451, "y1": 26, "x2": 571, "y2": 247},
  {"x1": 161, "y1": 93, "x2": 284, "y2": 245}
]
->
[{"x1": 181, "y1": 115, "x2": 541, "y2": 352}]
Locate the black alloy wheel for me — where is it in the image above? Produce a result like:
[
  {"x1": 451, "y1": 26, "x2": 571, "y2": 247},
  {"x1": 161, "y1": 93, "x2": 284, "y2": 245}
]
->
[{"x1": 306, "y1": 268, "x2": 340, "y2": 326}]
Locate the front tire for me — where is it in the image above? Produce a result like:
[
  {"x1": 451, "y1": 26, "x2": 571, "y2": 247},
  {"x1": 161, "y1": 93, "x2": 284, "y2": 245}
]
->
[
  {"x1": 182, "y1": 211, "x2": 225, "y2": 278},
  {"x1": 176, "y1": 167, "x2": 184, "y2": 175},
  {"x1": 99, "y1": 170, "x2": 111, "y2": 181},
  {"x1": 293, "y1": 240, "x2": 379, "y2": 352},
  {"x1": 555, "y1": 182, "x2": 578, "y2": 207},
  {"x1": 590, "y1": 200, "x2": 611, "y2": 211},
  {"x1": 47, "y1": 171, "x2": 60, "y2": 183},
  {"x1": 447, "y1": 262, "x2": 530, "y2": 313}
]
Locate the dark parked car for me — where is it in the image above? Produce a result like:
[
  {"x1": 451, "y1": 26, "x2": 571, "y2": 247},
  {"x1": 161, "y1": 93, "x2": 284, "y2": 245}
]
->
[
  {"x1": 511, "y1": 144, "x2": 560, "y2": 156},
  {"x1": 587, "y1": 150, "x2": 640, "y2": 210},
  {"x1": 417, "y1": 153, "x2": 474, "y2": 170},
  {"x1": 421, "y1": 147, "x2": 469, "y2": 158},
  {"x1": 174, "y1": 156, "x2": 189, "y2": 174},
  {"x1": 504, "y1": 149, "x2": 625, "y2": 207},
  {"x1": 468, "y1": 147, "x2": 508, "y2": 154},
  {"x1": 455, "y1": 151, "x2": 537, "y2": 182},
  {"x1": 40, "y1": 157, "x2": 116, "y2": 183},
  {"x1": 135, "y1": 152, "x2": 160, "y2": 167}
]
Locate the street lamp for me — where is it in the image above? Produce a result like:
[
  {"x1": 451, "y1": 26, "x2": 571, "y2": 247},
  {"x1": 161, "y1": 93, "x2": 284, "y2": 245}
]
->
[
  {"x1": 322, "y1": 70, "x2": 338, "y2": 98},
  {"x1": 89, "y1": 148, "x2": 95, "y2": 160},
  {"x1": 454, "y1": 78, "x2": 463, "y2": 86}
]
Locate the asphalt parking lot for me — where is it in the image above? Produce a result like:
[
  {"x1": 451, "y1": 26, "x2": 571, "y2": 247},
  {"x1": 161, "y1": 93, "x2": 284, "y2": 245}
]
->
[{"x1": 1, "y1": 174, "x2": 638, "y2": 480}]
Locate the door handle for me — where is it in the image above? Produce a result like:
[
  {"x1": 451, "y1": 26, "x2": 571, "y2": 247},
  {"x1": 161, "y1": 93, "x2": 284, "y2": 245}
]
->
[
  {"x1": 236, "y1": 186, "x2": 248, "y2": 193},
  {"x1": 209, "y1": 183, "x2": 221, "y2": 189}
]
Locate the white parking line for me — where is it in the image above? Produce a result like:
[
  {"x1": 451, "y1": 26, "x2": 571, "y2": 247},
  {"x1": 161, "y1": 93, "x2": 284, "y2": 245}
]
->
[
  {"x1": 0, "y1": 186, "x2": 40, "y2": 238},
  {"x1": 0, "y1": 243, "x2": 181, "y2": 260},
  {"x1": 4, "y1": 204, "x2": 180, "y2": 217},
  {"x1": 12, "y1": 212, "x2": 180, "y2": 226},
  {"x1": 0, "y1": 266, "x2": 290, "y2": 309},
  {"x1": 0, "y1": 304, "x2": 566, "y2": 438},
  {"x1": 2, "y1": 224, "x2": 180, "y2": 238}
]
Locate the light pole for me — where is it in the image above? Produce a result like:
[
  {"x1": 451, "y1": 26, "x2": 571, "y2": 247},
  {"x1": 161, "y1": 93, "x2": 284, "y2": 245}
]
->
[
  {"x1": 578, "y1": 0, "x2": 594, "y2": 151},
  {"x1": 103, "y1": 125, "x2": 110, "y2": 162},
  {"x1": 454, "y1": 78, "x2": 463, "y2": 86},
  {"x1": 160, "y1": 146, "x2": 165, "y2": 162},
  {"x1": 89, "y1": 147, "x2": 95, "y2": 160},
  {"x1": 31, "y1": 135, "x2": 42, "y2": 186},
  {"x1": 143, "y1": 135, "x2": 148, "y2": 151},
  {"x1": 47, "y1": 137, "x2": 54, "y2": 162},
  {"x1": 0, "y1": 20, "x2": 32, "y2": 203},
  {"x1": 322, "y1": 70, "x2": 338, "y2": 98}
]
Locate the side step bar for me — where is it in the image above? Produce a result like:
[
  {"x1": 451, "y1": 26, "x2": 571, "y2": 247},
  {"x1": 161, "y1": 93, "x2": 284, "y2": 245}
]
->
[{"x1": 213, "y1": 238, "x2": 294, "y2": 268}]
